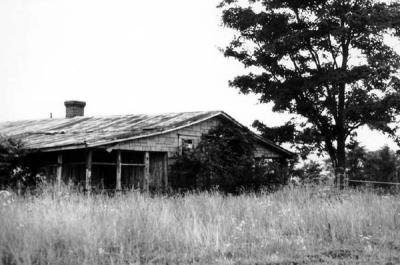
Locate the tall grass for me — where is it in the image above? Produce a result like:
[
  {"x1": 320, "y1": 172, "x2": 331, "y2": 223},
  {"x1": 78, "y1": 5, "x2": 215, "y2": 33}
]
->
[{"x1": 0, "y1": 186, "x2": 400, "y2": 264}]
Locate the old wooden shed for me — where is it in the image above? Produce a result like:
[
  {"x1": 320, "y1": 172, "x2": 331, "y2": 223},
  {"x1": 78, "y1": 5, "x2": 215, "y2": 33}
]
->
[{"x1": 0, "y1": 101, "x2": 294, "y2": 192}]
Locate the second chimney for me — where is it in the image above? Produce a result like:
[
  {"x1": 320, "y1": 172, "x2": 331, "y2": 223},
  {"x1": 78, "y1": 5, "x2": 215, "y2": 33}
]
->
[{"x1": 64, "y1": 100, "x2": 86, "y2": 118}]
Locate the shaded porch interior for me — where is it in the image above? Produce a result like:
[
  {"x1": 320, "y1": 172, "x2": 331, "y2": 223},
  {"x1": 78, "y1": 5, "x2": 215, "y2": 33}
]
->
[{"x1": 36, "y1": 149, "x2": 168, "y2": 192}]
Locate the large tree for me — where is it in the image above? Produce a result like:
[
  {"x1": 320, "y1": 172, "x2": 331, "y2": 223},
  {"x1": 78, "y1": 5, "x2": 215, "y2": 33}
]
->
[{"x1": 219, "y1": 0, "x2": 400, "y2": 187}]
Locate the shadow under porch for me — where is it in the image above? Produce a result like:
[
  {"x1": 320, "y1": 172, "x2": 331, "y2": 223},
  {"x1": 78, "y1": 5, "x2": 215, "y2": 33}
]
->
[{"x1": 37, "y1": 149, "x2": 168, "y2": 192}]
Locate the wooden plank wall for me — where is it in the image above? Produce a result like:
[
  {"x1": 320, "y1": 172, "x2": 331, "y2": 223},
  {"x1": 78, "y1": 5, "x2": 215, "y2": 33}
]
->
[
  {"x1": 113, "y1": 116, "x2": 284, "y2": 159},
  {"x1": 121, "y1": 166, "x2": 143, "y2": 190},
  {"x1": 253, "y1": 143, "x2": 282, "y2": 158},
  {"x1": 149, "y1": 152, "x2": 167, "y2": 191},
  {"x1": 113, "y1": 117, "x2": 220, "y2": 157}
]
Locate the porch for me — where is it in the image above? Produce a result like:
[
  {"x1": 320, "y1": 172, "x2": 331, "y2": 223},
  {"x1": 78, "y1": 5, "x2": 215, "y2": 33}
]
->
[{"x1": 39, "y1": 149, "x2": 168, "y2": 192}]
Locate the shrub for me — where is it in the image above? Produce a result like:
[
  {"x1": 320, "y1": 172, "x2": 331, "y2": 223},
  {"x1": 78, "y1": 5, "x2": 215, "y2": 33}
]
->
[
  {"x1": 170, "y1": 123, "x2": 287, "y2": 193},
  {"x1": 0, "y1": 135, "x2": 41, "y2": 190},
  {"x1": 291, "y1": 161, "x2": 324, "y2": 185}
]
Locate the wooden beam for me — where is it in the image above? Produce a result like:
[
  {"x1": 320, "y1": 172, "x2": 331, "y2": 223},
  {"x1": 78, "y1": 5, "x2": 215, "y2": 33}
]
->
[
  {"x1": 163, "y1": 152, "x2": 168, "y2": 191},
  {"x1": 56, "y1": 154, "x2": 63, "y2": 191},
  {"x1": 85, "y1": 150, "x2": 92, "y2": 193},
  {"x1": 144, "y1": 151, "x2": 150, "y2": 192},
  {"x1": 63, "y1": 162, "x2": 85, "y2": 166},
  {"x1": 92, "y1": 162, "x2": 116, "y2": 166},
  {"x1": 121, "y1": 163, "x2": 145, "y2": 167},
  {"x1": 91, "y1": 162, "x2": 145, "y2": 167},
  {"x1": 116, "y1": 150, "x2": 122, "y2": 191}
]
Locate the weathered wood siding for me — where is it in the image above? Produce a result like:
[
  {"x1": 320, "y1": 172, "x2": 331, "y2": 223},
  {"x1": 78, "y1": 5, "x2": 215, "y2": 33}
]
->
[
  {"x1": 113, "y1": 117, "x2": 221, "y2": 157},
  {"x1": 113, "y1": 117, "x2": 283, "y2": 159},
  {"x1": 149, "y1": 152, "x2": 167, "y2": 190},
  {"x1": 254, "y1": 143, "x2": 282, "y2": 158}
]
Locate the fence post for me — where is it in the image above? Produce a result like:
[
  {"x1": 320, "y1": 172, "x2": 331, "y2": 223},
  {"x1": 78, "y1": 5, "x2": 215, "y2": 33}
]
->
[{"x1": 344, "y1": 172, "x2": 349, "y2": 188}]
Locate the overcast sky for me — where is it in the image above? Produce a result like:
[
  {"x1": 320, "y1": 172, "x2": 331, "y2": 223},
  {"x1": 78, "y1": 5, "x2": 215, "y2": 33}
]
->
[{"x1": 0, "y1": 0, "x2": 398, "y2": 151}]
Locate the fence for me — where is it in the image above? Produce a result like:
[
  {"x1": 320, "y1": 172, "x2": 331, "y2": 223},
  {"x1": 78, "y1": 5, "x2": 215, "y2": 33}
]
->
[
  {"x1": 348, "y1": 179, "x2": 400, "y2": 193},
  {"x1": 348, "y1": 179, "x2": 400, "y2": 186}
]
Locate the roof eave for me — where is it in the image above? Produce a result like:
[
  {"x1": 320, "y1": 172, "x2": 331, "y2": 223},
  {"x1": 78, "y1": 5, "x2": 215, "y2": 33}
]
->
[
  {"x1": 217, "y1": 112, "x2": 295, "y2": 158},
  {"x1": 27, "y1": 143, "x2": 88, "y2": 152}
]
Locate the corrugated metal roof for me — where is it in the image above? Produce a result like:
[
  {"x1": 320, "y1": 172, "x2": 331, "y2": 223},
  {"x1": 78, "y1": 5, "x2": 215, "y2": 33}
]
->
[
  {"x1": 0, "y1": 111, "x2": 222, "y2": 150},
  {"x1": 0, "y1": 111, "x2": 294, "y2": 157}
]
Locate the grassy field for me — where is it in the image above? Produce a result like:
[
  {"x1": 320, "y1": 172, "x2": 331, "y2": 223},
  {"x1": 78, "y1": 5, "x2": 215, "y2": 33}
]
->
[{"x1": 0, "y1": 186, "x2": 400, "y2": 265}]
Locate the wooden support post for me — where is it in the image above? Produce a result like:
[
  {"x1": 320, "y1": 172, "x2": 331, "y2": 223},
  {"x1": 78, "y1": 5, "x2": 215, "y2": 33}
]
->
[
  {"x1": 144, "y1": 151, "x2": 150, "y2": 193},
  {"x1": 279, "y1": 158, "x2": 289, "y2": 185},
  {"x1": 163, "y1": 152, "x2": 168, "y2": 191},
  {"x1": 343, "y1": 172, "x2": 349, "y2": 188},
  {"x1": 116, "y1": 150, "x2": 122, "y2": 191},
  {"x1": 56, "y1": 154, "x2": 63, "y2": 191},
  {"x1": 16, "y1": 180, "x2": 21, "y2": 196},
  {"x1": 85, "y1": 150, "x2": 92, "y2": 193}
]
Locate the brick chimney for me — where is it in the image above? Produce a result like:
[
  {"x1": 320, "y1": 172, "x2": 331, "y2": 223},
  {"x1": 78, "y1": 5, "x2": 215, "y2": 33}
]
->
[{"x1": 64, "y1": 100, "x2": 86, "y2": 118}]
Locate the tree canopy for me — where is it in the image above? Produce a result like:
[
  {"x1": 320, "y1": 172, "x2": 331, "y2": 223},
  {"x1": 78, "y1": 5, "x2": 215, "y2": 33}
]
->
[{"x1": 219, "y1": 0, "x2": 400, "y2": 186}]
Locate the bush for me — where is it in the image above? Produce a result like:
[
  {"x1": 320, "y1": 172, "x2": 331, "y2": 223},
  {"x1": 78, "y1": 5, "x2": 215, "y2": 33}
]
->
[
  {"x1": 0, "y1": 135, "x2": 41, "y2": 190},
  {"x1": 169, "y1": 123, "x2": 287, "y2": 193},
  {"x1": 291, "y1": 161, "x2": 324, "y2": 185}
]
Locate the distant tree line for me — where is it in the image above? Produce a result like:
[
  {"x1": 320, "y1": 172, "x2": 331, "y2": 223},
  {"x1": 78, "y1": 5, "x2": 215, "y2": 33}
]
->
[
  {"x1": 290, "y1": 143, "x2": 400, "y2": 188},
  {"x1": 347, "y1": 143, "x2": 400, "y2": 187}
]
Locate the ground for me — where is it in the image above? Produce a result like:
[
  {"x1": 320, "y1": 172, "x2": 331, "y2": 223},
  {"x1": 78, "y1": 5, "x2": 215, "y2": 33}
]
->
[{"x1": 0, "y1": 186, "x2": 399, "y2": 265}]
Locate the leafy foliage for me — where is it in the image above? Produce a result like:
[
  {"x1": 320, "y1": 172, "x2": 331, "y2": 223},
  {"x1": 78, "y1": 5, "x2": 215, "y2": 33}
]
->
[
  {"x1": 364, "y1": 146, "x2": 399, "y2": 184},
  {"x1": 292, "y1": 161, "x2": 325, "y2": 185},
  {"x1": 219, "y1": 0, "x2": 400, "y2": 186},
  {"x1": 0, "y1": 136, "x2": 26, "y2": 188},
  {"x1": 346, "y1": 140, "x2": 368, "y2": 180},
  {"x1": 0, "y1": 135, "x2": 40, "y2": 190},
  {"x1": 169, "y1": 123, "x2": 288, "y2": 192},
  {"x1": 347, "y1": 143, "x2": 400, "y2": 187}
]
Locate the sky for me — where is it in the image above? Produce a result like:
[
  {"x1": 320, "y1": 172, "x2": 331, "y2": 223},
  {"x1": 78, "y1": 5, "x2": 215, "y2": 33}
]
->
[{"x1": 0, "y1": 0, "x2": 398, "y2": 151}]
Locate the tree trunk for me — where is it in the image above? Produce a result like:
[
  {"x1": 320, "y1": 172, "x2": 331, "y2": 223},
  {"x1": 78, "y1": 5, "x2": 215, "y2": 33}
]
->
[
  {"x1": 335, "y1": 80, "x2": 347, "y2": 189},
  {"x1": 336, "y1": 137, "x2": 346, "y2": 189}
]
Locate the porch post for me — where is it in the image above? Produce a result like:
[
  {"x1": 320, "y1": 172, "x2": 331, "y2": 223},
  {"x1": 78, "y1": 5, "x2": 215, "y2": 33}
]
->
[
  {"x1": 163, "y1": 152, "x2": 168, "y2": 191},
  {"x1": 116, "y1": 150, "x2": 122, "y2": 191},
  {"x1": 279, "y1": 158, "x2": 289, "y2": 185},
  {"x1": 56, "y1": 154, "x2": 63, "y2": 191},
  {"x1": 85, "y1": 150, "x2": 92, "y2": 193},
  {"x1": 144, "y1": 151, "x2": 150, "y2": 192}
]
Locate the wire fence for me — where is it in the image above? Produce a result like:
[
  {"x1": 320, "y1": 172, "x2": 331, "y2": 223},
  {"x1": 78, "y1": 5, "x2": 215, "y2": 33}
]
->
[
  {"x1": 348, "y1": 179, "x2": 400, "y2": 186},
  {"x1": 347, "y1": 179, "x2": 400, "y2": 194}
]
